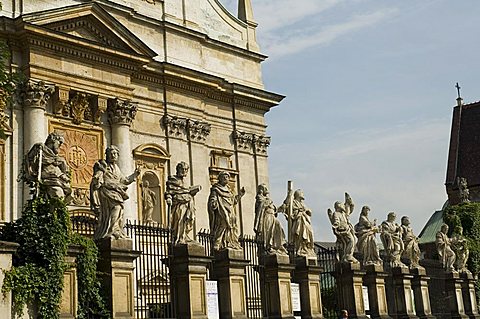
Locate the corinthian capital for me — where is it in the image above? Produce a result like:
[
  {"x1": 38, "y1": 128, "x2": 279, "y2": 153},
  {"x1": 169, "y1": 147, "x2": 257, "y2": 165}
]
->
[
  {"x1": 107, "y1": 98, "x2": 137, "y2": 125},
  {"x1": 21, "y1": 80, "x2": 55, "y2": 110},
  {"x1": 253, "y1": 135, "x2": 271, "y2": 154},
  {"x1": 187, "y1": 120, "x2": 211, "y2": 142}
]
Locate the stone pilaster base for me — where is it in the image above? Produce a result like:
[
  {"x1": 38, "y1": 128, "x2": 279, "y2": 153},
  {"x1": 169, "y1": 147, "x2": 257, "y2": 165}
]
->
[
  {"x1": 293, "y1": 256, "x2": 324, "y2": 319},
  {"x1": 0, "y1": 241, "x2": 18, "y2": 319},
  {"x1": 335, "y1": 262, "x2": 368, "y2": 319},
  {"x1": 410, "y1": 267, "x2": 435, "y2": 319},
  {"x1": 363, "y1": 264, "x2": 391, "y2": 319},
  {"x1": 211, "y1": 248, "x2": 249, "y2": 319},
  {"x1": 385, "y1": 266, "x2": 418, "y2": 319},
  {"x1": 460, "y1": 272, "x2": 480, "y2": 319},
  {"x1": 445, "y1": 272, "x2": 469, "y2": 319},
  {"x1": 261, "y1": 254, "x2": 295, "y2": 319},
  {"x1": 170, "y1": 243, "x2": 212, "y2": 319},
  {"x1": 97, "y1": 238, "x2": 140, "y2": 319},
  {"x1": 60, "y1": 246, "x2": 82, "y2": 319}
]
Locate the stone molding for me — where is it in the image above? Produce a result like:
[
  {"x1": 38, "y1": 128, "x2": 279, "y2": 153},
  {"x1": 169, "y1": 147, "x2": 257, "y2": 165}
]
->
[
  {"x1": 233, "y1": 130, "x2": 270, "y2": 154},
  {"x1": 20, "y1": 80, "x2": 55, "y2": 110},
  {"x1": 107, "y1": 98, "x2": 138, "y2": 125},
  {"x1": 162, "y1": 114, "x2": 211, "y2": 142}
]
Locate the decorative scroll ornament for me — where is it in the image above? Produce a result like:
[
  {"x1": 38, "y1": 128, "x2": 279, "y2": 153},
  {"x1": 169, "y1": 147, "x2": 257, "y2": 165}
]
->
[
  {"x1": 162, "y1": 115, "x2": 211, "y2": 142},
  {"x1": 233, "y1": 130, "x2": 271, "y2": 153},
  {"x1": 162, "y1": 115, "x2": 187, "y2": 137},
  {"x1": 253, "y1": 135, "x2": 271, "y2": 154},
  {"x1": 107, "y1": 98, "x2": 137, "y2": 125},
  {"x1": 187, "y1": 120, "x2": 211, "y2": 141},
  {"x1": 21, "y1": 80, "x2": 55, "y2": 109}
]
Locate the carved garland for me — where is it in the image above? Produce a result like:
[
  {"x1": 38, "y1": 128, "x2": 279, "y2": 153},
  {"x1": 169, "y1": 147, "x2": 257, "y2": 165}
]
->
[
  {"x1": 233, "y1": 130, "x2": 271, "y2": 154},
  {"x1": 162, "y1": 114, "x2": 211, "y2": 142}
]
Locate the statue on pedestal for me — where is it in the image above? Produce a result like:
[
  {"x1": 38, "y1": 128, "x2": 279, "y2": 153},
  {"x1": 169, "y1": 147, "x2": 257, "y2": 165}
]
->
[
  {"x1": 208, "y1": 171, "x2": 245, "y2": 250},
  {"x1": 21, "y1": 132, "x2": 71, "y2": 199},
  {"x1": 436, "y1": 223, "x2": 457, "y2": 273},
  {"x1": 327, "y1": 193, "x2": 358, "y2": 263},
  {"x1": 254, "y1": 183, "x2": 288, "y2": 256},
  {"x1": 380, "y1": 212, "x2": 406, "y2": 268},
  {"x1": 165, "y1": 162, "x2": 201, "y2": 245},
  {"x1": 451, "y1": 226, "x2": 469, "y2": 273},
  {"x1": 400, "y1": 216, "x2": 421, "y2": 269},
  {"x1": 458, "y1": 177, "x2": 470, "y2": 204},
  {"x1": 90, "y1": 145, "x2": 140, "y2": 240},
  {"x1": 354, "y1": 206, "x2": 382, "y2": 266},
  {"x1": 141, "y1": 180, "x2": 157, "y2": 224}
]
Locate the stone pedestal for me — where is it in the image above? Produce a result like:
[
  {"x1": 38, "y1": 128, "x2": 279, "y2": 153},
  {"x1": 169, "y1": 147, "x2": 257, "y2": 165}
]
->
[
  {"x1": 0, "y1": 241, "x2": 19, "y2": 319},
  {"x1": 444, "y1": 272, "x2": 469, "y2": 319},
  {"x1": 460, "y1": 272, "x2": 480, "y2": 319},
  {"x1": 60, "y1": 246, "x2": 82, "y2": 319},
  {"x1": 261, "y1": 254, "x2": 295, "y2": 319},
  {"x1": 211, "y1": 248, "x2": 249, "y2": 319},
  {"x1": 293, "y1": 257, "x2": 323, "y2": 319},
  {"x1": 385, "y1": 266, "x2": 418, "y2": 319},
  {"x1": 363, "y1": 264, "x2": 391, "y2": 319},
  {"x1": 97, "y1": 238, "x2": 140, "y2": 319},
  {"x1": 170, "y1": 243, "x2": 212, "y2": 319},
  {"x1": 410, "y1": 267, "x2": 435, "y2": 319},
  {"x1": 335, "y1": 262, "x2": 368, "y2": 319}
]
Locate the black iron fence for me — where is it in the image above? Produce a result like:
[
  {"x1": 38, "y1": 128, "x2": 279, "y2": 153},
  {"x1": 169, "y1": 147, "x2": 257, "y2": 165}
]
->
[{"x1": 317, "y1": 247, "x2": 338, "y2": 319}]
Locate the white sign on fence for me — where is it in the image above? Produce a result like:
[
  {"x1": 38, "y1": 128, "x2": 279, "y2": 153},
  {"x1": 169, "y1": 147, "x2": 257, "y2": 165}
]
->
[{"x1": 206, "y1": 280, "x2": 219, "y2": 319}]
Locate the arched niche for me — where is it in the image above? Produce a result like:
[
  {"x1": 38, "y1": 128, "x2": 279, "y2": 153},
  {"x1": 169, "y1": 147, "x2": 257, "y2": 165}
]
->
[{"x1": 133, "y1": 144, "x2": 170, "y2": 226}]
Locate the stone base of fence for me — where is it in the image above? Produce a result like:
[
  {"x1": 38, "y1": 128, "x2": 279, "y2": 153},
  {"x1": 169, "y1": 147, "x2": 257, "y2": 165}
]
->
[
  {"x1": 335, "y1": 262, "x2": 369, "y2": 319},
  {"x1": 460, "y1": 272, "x2": 480, "y2": 319},
  {"x1": 293, "y1": 256, "x2": 324, "y2": 319},
  {"x1": 0, "y1": 241, "x2": 19, "y2": 319},
  {"x1": 60, "y1": 246, "x2": 82, "y2": 318},
  {"x1": 385, "y1": 266, "x2": 418, "y2": 319},
  {"x1": 410, "y1": 267, "x2": 435, "y2": 319},
  {"x1": 363, "y1": 264, "x2": 391, "y2": 319},
  {"x1": 445, "y1": 271, "x2": 470, "y2": 319}
]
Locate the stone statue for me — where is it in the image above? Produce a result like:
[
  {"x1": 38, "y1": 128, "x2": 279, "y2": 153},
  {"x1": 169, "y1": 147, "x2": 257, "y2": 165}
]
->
[
  {"x1": 380, "y1": 212, "x2": 406, "y2": 268},
  {"x1": 458, "y1": 177, "x2": 470, "y2": 203},
  {"x1": 141, "y1": 180, "x2": 157, "y2": 224},
  {"x1": 354, "y1": 206, "x2": 382, "y2": 266},
  {"x1": 165, "y1": 162, "x2": 201, "y2": 245},
  {"x1": 254, "y1": 183, "x2": 288, "y2": 256},
  {"x1": 435, "y1": 223, "x2": 456, "y2": 273},
  {"x1": 208, "y1": 171, "x2": 245, "y2": 250},
  {"x1": 452, "y1": 226, "x2": 469, "y2": 273},
  {"x1": 327, "y1": 193, "x2": 358, "y2": 263},
  {"x1": 90, "y1": 145, "x2": 140, "y2": 240},
  {"x1": 21, "y1": 132, "x2": 71, "y2": 199},
  {"x1": 400, "y1": 216, "x2": 421, "y2": 269}
]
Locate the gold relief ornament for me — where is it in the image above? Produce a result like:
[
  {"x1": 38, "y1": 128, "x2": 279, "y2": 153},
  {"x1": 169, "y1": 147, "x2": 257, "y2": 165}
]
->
[{"x1": 69, "y1": 93, "x2": 90, "y2": 124}]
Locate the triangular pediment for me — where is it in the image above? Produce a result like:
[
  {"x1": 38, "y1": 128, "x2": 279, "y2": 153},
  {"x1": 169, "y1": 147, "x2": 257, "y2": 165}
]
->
[{"x1": 21, "y1": 3, "x2": 156, "y2": 58}]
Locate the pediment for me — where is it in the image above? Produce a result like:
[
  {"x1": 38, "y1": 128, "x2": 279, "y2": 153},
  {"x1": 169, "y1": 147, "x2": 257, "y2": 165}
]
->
[{"x1": 21, "y1": 3, "x2": 156, "y2": 58}]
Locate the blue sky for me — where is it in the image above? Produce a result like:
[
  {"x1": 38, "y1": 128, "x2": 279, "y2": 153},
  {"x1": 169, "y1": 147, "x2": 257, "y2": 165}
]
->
[{"x1": 220, "y1": 0, "x2": 480, "y2": 240}]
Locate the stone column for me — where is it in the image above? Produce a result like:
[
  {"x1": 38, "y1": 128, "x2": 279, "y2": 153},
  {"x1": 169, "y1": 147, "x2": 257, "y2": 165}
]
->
[
  {"x1": 444, "y1": 272, "x2": 469, "y2": 319},
  {"x1": 108, "y1": 98, "x2": 138, "y2": 220},
  {"x1": 261, "y1": 254, "x2": 295, "y2": 319},
  {"x1": 460, "y1": 272, "x2": 480, "y2": 319},
  {"x1": 385, "y1": 267, "x2": 418, "y2": 319},
  {"x1": 410, "y1": 267, "x2": 435, "y2": 319},
  {"x1": 292, "y1": 257, "x2": 324, "y2": 319},
  {"x1": 211, "y1": 248, "x2": 249, "y2": 319},
  {"x1": 97, "y1": 238, "x2": 140, "y2": 319},
  {"x1": 0, "y1": 241, "x2": 19, "y2": 319},
  {"x1": 335, "y1": 262, "x2": 368, "y2": 319},
  {"x1": 363, "y1": 264, "x2": 391, "y2": 319},
  {"x1": 170, "y1": 243, "x2": 212, "y2": 319},
  {"x1": 21, "y1": 80, "x2": 54, "y2": 151}
]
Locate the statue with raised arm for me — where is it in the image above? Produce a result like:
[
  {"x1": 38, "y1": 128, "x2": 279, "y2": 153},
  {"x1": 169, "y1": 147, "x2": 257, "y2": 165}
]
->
[
  {"x1": 90, "y1": 145, "x2": 140, "y2": 240},
  {"x1": 254, "y1": 183, "x2": 288, "y2": 256},
  {"x1": 142, "y1": 180, "x2": 157, "y2": 224},
  {"x1": 380, "y1": 212, "x2": 406, "y2": 268},
  {"x1": 21, "y1": 132, "x2": 71, "y2": 199},
  {"x1": 208, "y1": 171, "x2": 245, "y2": 250},
  {"x1": 166, "y1": 162, "x2": 201, "y2": 245},
  {"x1": 436, "y1": 223, "x2": 456, "y2": 273},
  {"x1": 452, "y1": 226, "x2": 469, "y2": 273},
  {"x1": 354, "y1": 206, "x2": 382, "y2": 266},
  {"x1": 400, "y1": 216, "x2": 421, "y2": 269},
  {"x1": 327, "y1": 193, "x2": 358, "y2": 263}
]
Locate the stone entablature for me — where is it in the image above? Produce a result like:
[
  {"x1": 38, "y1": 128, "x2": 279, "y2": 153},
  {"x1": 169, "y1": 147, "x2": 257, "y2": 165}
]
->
[
  {"x1": 162, "y1": 114, "x2": 211, "y2": 142},
  {"x1": 233, "y1": 130, "x2": 271, "y2": 154}
]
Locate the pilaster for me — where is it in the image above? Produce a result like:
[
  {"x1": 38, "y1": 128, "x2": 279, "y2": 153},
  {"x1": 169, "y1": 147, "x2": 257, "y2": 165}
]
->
[
  {"x1": 293, "y1": 257, "x2": 324, "y2": 319},
  {"x1": 335, "y1": 262, "x2": 368, "y2": 319},
  {"x1": 386, "y1": 266, "x2": 418, "y2": 319},
  {"x1": 460, "y1": 272, "x2": 480, "y2": 319},
  {"x1": 444, "y1": 272, "x2": 469, "y2": 319},
  {"x1": 363, "y1": 264, "x2": 391, "y2": 319},
  {"x1": 410, "y1": 267, "x2": 435, "y2": 319}
]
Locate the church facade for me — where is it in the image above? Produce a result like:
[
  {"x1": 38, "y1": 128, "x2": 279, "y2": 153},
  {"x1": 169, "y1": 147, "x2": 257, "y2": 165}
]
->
[{"x1": 0, "y1": 0, "x2": 284, "y2": 236}]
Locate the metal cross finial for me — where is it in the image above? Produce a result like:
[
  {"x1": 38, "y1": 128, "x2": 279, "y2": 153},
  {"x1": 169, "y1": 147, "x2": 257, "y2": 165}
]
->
[{"x1": 456, "y1": 82, "x2": 462, "y2": 99}]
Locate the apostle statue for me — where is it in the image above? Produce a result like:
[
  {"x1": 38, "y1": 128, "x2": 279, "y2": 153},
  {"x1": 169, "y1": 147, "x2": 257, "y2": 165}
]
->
[
  {"x1": 400, "y1": 216, "x2": 421, "y2": 269},
  {"x1": 208, "y1": 171, "x2": 245, "y2": 250},
  {"x1": 380, "y1": 212, "x2": 406, "y2": 268},
  {"x1": 458, "y1": 177, "x2": 470, "y2": 203},
  {"x1": 451, "y1": 225, "x2": 469, "y2": 273},
  {"x1": 141, "y1": 180, "x2": 157, "y2": 224},
  {"x1": 354, "y1": 206, "x2": 382, "y2": 266},
  {"x1": 90, "y1": 145, "x2": 140, "y2": 240},
  {"x1": 327, "y1": 193, "x2": 358, "y2": 263},
  {"x1": 165, "y1": 162, "x2": 201, "y2": 245},
  {"x1": 21, "y1": 132, "x2": 71, "y2": 199},
  {"x1": 435, "y1": 223, "x2": 456, "y2": 273},
  {"x1": 254, "y1": 183, "x2": 288, "y2": 256}
]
